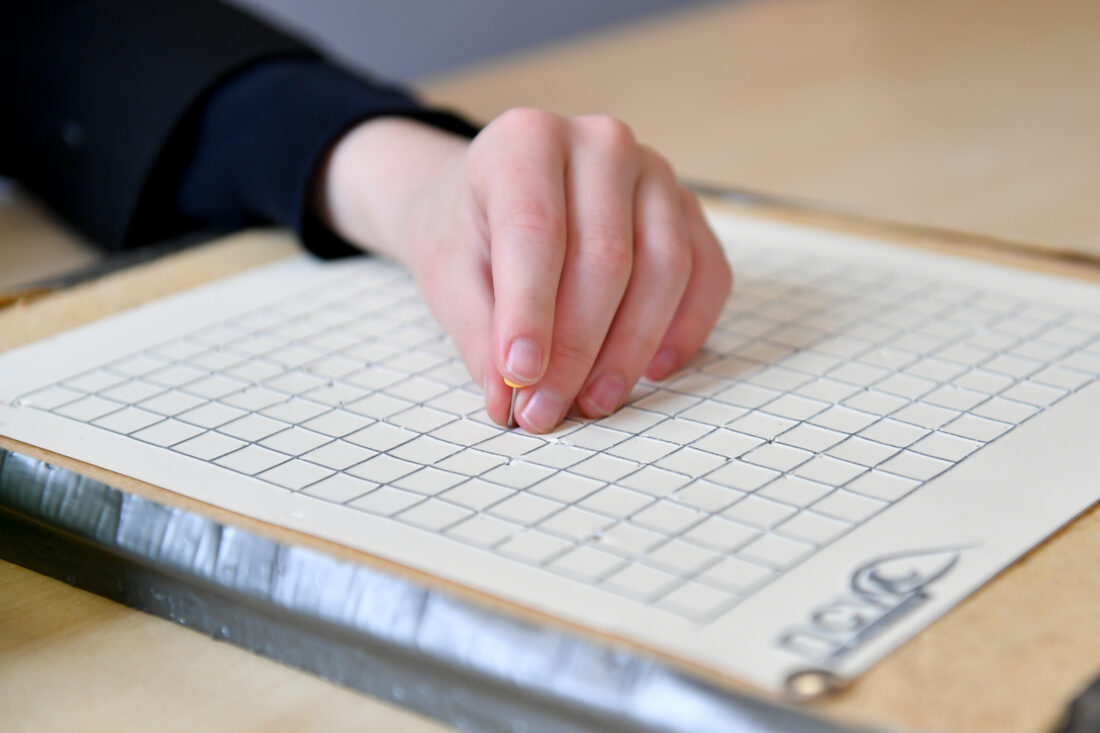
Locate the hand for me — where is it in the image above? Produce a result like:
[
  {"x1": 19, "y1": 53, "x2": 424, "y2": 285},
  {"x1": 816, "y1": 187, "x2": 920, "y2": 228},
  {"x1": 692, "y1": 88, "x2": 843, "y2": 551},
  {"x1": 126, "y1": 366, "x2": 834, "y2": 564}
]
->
[{"x1": 317, "y1": 108, "x2": 732, "y2": 433}]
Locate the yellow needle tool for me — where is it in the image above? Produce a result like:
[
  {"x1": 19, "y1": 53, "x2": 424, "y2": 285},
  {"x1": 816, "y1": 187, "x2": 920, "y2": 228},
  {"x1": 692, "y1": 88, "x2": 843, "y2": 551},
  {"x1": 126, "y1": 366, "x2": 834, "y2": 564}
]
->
[{"x1": 505, "y1": 380, "x2": 521, "y2": 429}]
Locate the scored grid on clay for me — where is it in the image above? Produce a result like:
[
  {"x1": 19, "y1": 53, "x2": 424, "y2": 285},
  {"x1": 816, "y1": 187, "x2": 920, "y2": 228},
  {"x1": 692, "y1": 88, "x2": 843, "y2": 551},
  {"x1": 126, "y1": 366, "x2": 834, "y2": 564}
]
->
[{"x1": 18, "y1": 243, "x2": 1100, "y2": 622}]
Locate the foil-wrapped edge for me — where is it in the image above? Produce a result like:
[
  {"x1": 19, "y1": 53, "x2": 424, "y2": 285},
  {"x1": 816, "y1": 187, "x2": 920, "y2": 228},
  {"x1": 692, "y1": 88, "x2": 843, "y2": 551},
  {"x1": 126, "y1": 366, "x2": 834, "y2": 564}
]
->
[{"x1": 0, "y1": 448, "x2": 882, "y2": 733}]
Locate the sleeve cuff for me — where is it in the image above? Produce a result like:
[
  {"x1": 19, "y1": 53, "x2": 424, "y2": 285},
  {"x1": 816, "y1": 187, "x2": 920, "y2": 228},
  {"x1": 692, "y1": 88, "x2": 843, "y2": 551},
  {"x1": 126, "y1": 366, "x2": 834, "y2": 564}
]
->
[{"x1": 176, "y1": 57, "x2": 480, "y2": 258}]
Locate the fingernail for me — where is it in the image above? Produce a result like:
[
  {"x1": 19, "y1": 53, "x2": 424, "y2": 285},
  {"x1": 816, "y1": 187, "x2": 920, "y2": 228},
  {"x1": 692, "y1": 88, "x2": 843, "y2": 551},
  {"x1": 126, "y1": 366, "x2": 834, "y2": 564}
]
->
[
  {"x1": 506, "y1": 338, "x2": 542, "y2": 383},
  {"x1": 520, "y1": 389, "x2": 566, "y2": 433},
  {"x1": 582, "y1": 372, "x2": 625, "y2": 416},
  {"x1": 647, "y1": 347, "x2": 680, "y2": 380}
]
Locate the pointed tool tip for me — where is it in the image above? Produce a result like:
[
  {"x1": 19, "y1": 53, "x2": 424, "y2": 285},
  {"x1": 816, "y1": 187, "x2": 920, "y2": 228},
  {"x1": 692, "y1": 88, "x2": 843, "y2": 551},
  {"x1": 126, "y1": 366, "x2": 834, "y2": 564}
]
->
[{"x1": 507, "y1": 386, "x2": 518, "y2": 429}]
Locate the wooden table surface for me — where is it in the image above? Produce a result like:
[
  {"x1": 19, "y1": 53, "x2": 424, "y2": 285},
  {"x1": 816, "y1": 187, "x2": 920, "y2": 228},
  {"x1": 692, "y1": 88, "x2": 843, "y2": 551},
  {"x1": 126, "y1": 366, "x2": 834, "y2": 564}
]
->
[
  {"x1": 420, "y1": 0, "x2": 1100, "y2": 259},
  {"x1": 4, "y1": 1, "x2": 1100, "y2": 731}
]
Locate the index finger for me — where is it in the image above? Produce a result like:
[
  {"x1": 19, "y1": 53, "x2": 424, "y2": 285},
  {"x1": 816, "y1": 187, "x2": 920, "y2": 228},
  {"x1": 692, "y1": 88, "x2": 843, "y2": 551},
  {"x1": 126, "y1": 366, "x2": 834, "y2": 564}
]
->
[{"x1": 471, "y1": 109, "x2": 569, "y2": 389}]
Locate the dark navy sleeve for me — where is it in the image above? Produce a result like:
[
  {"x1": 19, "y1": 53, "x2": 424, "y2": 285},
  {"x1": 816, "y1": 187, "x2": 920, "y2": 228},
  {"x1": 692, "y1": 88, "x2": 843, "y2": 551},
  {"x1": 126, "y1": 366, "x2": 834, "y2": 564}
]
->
[
  {"x1": 0, "y1": 0, "x2": 310, "y2": 248},
  {"x1": 175, "y1": 57, "x2": 479, "y2": 258},
  {"x1": 0, "y1": 0, "x2": 478, "y2": 253}
]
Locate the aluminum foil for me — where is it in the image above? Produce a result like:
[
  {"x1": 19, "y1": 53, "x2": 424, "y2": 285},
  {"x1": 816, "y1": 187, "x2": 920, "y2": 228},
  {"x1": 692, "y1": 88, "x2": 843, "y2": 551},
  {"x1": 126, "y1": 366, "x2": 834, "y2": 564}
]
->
[{"x1": 0, "y1": 447, "x2": 890, "y2": 733}]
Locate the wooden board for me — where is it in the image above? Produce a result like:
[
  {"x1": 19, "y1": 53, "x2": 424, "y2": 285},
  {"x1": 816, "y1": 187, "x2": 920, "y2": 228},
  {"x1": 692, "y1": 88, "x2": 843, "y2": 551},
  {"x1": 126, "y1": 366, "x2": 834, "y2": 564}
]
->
[{"x1": 3, "y1": 200, "x2": 1100, "y2": 733}]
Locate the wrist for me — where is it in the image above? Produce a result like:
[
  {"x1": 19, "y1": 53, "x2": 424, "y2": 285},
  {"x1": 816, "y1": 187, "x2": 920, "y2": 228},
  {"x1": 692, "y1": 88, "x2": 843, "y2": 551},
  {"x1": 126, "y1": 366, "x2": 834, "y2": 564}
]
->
[{"x1": 315, "y1": 117, "x2": 469, "y2": 267}]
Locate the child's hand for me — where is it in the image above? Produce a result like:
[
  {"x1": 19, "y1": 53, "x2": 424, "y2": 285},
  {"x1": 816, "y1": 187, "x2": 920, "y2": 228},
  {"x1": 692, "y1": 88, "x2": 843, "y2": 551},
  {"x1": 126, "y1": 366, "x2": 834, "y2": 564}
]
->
[{"x1": 318, "y1": 109, "x2": 732, "y2": 433}]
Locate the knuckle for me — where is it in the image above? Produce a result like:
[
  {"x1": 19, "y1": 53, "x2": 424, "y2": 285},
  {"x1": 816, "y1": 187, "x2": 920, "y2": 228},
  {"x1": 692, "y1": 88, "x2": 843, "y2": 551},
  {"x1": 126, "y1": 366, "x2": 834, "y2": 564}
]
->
[
  {"x1": 678, "y1": 185, "x2": 696, "y2": 211},
  {"x1": 498, "y1": 199, "x2": 566, "y2": 244},
  {"x1": 472, "y1": 108, "x2": 563, "y2": 171},
  {"x1": 583, "y1": 232, "x2": 633, "y2": 278},
  {"x1": 521, "y1": 290, "x2": 558, "y2": 319},
  {"x1": 625, "y1": 328, "x2": 663, "y2": 357},
  {"x1": 491, "y1": 107, "x2": 562, "y2": 138},
  {"x1": 679, "y1": 185, "x2": 711, "y2": 221},
  {"x1": 679, "y1": 186, "x2": 734, "y2": 296},
  {"x1": 578, "y1": 114, "x2": 636, "y2": 153},
  {"x1": 643, "y1": 146, "x2": 675, "y2": 180},
  {"x1": 503, "y1": 276, "x2": 558, "y2": 319},
  {"x1": 655, "y1": 235, "x2": 693, "y2": 282},
  {"x1": 549, "y1": 339, "x2": 597, "y2": 376}
]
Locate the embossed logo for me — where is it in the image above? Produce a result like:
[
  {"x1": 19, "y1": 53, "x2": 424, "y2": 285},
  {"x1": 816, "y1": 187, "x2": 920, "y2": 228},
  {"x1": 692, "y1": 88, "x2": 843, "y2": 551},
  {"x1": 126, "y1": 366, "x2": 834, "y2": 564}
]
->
[{"x1": 777, "y1": 547, "x2": 965, "y2": 664}]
